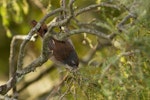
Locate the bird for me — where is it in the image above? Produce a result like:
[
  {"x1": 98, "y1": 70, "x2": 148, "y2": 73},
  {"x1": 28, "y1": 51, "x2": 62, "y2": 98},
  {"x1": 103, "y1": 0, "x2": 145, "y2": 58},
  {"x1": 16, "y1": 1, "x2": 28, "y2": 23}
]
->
[{"x1": 31, "y1": 20, "x2": 79, "y2": 70}]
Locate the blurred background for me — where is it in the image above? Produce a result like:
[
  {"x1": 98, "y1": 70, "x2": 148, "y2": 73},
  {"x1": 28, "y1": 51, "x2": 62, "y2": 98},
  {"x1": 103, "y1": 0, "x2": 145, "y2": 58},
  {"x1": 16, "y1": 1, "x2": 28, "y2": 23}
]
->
[{"x1": 0, "y1": 0, "x2": 150, "y2": 100}]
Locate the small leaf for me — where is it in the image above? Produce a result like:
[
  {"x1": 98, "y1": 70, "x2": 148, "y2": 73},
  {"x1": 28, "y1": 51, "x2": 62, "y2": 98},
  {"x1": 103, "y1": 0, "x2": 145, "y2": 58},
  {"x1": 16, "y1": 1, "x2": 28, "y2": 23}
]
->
[
  {"x1": 120, "y1": 56, "x2": 126, "y2": 63},
  {"x1": 22, "y1": 0, "x2": 29, "y2": 14},
  {"x1": 0, "y1": 2, "x2": 9, "y2": 26},
  {"x1": 6, "y1": 28, "x2": 12, "y2": 38},
  {"x1": 12, "y1": 0, "x2": 22, "y2": 22}
]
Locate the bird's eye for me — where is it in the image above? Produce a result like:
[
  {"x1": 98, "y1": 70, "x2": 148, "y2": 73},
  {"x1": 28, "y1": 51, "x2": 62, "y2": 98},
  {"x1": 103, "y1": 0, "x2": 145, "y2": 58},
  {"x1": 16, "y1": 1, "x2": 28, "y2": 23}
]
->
[
  {"x1": 71, "y1": 60, "x2": 78, "y2": 66},
  {"x1": 71, "y1": 60, "x2": 75, "y2": 64},
  {"x1": 44, "y1": 29, "x2": 47, "y2": 33}
]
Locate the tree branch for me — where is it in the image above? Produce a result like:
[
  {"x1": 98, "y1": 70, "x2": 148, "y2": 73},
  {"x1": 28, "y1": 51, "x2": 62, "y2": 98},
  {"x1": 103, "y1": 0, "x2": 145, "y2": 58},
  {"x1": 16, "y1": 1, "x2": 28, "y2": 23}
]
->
[
  {"x1": 0, "y1": 7, "x2": 65, "y2": 96},
  {"x1": 100, "y1": 50, "x2": 140, "y2": 81},
  {"x1": 75, "y1": 2, "x2": 119, "y2": 16},
  {"x1": 55, "y1": 28, "x2": 111, "y2": 40},
  {"x1": 117, "y1": 13, "x2": 137, "y2": 32},
  {"x1": 0, "y1": 1, "x2": 124, "y2": 96}
]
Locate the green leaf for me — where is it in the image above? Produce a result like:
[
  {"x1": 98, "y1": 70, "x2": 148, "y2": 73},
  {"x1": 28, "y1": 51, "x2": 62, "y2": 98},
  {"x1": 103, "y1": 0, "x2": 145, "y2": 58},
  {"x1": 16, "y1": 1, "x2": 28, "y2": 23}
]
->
[
  {"x1": 6, "y1": 28, "x2": 12, "y2": 38},
  {"x1": 22, "y1": 0, "x2": 29, "y2": 14},
  {"x1": 12, "y1": 0, "x2": 22, "y2": 22},
  {"x1": 0, "y1": 2, "x2": 9, "y2": 26}
]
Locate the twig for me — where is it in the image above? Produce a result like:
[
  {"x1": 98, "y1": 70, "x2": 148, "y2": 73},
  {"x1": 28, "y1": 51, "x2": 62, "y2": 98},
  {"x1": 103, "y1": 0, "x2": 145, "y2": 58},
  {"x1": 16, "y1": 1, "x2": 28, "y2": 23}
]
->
[
  {"x1": 9, "y1": 35, "x2": 38, "y2": 98},
  {"x1": 0, "y1": 55, "x2": 51, "y2": 95},
  {"x1": 9, "y1": 35, "x2": 37, "y2": 78},
  {"x1": 57, "y1": 28, "x2": 111, "y2": 40},
  {"x1": 0, "y1": 73, "x2": 18, "y2": 95},
  {"x1": 100, "y1": 50, "x2": 140, "y2": 81},
  {"x1": 46, "y1": 73, "x2": 69, "y2": 100},
  {"x1": 68, "y1": 0, "x2": 75, "y2": 16},
  {"x1": 58, "y1": 77, "x2": 74, "y2": 100},
  {"x1": 0, "y1": 6, "x2": 66, "y2": 95},
  {"x1": 117, "y1": 13, "x2": 137, "y2": 32},
  {"x1": 17, "y1": 32, "x2": 37, "y2": 71},
  {"x1": 40, "y1": 8, "x2": 65, "y2": 24},
  {"x1": 75, "y1": 2, "x2": 119, "y2": 16}
]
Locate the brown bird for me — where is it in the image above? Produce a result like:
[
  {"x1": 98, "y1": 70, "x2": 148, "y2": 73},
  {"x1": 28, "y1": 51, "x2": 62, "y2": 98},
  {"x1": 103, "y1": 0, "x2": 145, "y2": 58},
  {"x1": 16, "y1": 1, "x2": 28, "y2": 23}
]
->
[{"x1": 31, "y1": 20, "x2": 79, "y2": 70}]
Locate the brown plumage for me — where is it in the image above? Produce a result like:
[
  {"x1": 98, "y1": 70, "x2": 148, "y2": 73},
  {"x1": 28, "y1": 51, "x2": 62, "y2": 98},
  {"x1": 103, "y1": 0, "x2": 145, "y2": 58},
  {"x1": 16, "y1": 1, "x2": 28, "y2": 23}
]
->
[{"x1": 31, "y1": 20, "x2": 79, "y2": 69}]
